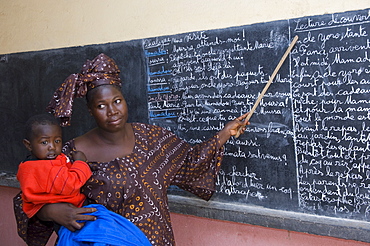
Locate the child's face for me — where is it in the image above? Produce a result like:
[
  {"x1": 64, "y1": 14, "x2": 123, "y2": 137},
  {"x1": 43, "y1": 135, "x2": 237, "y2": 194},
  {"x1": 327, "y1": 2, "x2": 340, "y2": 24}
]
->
[{"x1": 23, "y1": 124, "x2": 63, "y2": 160}]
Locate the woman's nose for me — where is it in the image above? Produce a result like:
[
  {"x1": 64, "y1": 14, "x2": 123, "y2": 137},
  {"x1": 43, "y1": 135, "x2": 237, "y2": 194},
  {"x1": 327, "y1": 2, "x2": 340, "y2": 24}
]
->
[{"x1": 107, "y1": 105, "x2": 118, "y2": 115}]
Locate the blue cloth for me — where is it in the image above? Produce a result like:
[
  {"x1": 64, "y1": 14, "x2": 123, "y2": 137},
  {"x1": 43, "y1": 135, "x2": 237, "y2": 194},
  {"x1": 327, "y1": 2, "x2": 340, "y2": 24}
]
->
[{"x1": 58, "y1": 204, "x2": 151, "y2": 246}]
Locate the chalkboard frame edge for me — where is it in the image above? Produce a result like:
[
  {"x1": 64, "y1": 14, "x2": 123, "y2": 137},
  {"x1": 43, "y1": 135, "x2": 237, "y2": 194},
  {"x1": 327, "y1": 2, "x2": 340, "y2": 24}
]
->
[
  {"x1": 0, "y1": 173, "x2": 18, "y2": 188},
  {"x1": 168, "y1": 194, "x2": 370, "y2": 243}
]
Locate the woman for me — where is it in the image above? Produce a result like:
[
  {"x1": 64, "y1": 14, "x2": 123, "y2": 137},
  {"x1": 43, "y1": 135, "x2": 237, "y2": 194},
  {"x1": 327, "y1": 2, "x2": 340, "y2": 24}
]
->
[{"x1": 14, "y1": 53, "x2": 249, "y2": 246}]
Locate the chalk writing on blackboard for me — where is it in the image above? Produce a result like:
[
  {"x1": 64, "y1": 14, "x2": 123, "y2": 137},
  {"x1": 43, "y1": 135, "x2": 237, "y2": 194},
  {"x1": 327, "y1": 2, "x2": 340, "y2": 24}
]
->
[
  {"x1": 143, "y1": 9, "x2": 370, "y2": 220},
  {"x1": 144, "y1": 21, "x2": 299, "y2": 212},
  {"x1": 291, "y1": 10, "x2": 370, "y2": 217}
]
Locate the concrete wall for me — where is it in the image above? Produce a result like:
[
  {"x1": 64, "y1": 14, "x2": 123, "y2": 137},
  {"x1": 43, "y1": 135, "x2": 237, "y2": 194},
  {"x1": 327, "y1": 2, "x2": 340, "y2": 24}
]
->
[{"x1": 1, "y1": 1, "x2": 370, "y2": 245}]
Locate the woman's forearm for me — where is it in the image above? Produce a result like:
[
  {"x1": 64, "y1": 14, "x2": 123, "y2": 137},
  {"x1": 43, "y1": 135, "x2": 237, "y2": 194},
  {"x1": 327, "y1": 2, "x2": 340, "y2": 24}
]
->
[{"x1": 36, "y1": 204, "x2": 54, "y2": 221}]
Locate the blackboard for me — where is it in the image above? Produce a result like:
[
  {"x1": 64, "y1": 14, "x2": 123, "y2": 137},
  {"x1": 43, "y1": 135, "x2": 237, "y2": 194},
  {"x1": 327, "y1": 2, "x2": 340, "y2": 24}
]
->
[
  {"x1": 145, "y1": 7, "x2": 370, "y2": 222},
  {"x1": 1, "y1": 8, "x2": 370, "y2": 242}
]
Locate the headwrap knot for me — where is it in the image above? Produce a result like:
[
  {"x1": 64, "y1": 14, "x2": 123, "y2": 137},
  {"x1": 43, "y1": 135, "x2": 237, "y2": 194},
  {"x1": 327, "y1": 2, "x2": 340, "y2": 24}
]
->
[{"x1": 46, "y1": 53, "x2": 122, "y2": 126}]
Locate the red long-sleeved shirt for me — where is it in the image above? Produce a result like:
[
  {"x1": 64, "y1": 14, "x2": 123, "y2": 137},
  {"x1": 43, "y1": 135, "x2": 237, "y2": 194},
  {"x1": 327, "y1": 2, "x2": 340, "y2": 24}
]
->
[{"x1": 17, "y1": 153, "x2": 92, "y2": 218}]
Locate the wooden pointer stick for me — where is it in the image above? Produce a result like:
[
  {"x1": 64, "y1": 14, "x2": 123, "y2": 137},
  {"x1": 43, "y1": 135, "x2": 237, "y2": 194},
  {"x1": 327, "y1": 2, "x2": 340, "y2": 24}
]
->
[{"x1": 235, "y1": 35, "x2": 299, "y2": 138}]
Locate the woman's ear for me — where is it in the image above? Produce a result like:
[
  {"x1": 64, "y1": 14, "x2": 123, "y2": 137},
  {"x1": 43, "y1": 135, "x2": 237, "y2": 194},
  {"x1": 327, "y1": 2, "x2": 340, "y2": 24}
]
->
[{"x1": 23, "y1": 139, "x2": 32, "y2": 152}]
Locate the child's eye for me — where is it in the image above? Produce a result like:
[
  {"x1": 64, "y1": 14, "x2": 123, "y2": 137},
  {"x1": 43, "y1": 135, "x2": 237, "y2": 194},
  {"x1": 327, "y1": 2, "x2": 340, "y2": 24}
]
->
[
  {"x1": 41, "y1": 141, "x2": 48, "y2": 145},
  {"x1": 97, "y1": 104, "x2": 106, "y2": 109},
  {"x1": 55, "y1": 139, "x2": 61, "y2": 144}
]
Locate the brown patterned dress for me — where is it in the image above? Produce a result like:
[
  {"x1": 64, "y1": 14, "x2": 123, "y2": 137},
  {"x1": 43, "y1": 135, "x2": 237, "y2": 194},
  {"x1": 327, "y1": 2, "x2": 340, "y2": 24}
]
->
[{"x1": 14, "y1": 123, "x2": 224, "y2": 246}]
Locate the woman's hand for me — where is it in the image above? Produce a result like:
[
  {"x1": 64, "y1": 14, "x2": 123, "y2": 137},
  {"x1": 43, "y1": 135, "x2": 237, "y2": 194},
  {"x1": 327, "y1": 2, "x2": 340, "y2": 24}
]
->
[
  {"x1": 218, "y1": 112, "x2": 250, "y2": 145},
  {"x1": 36, "y1": 203, "x2": 96, "y2": 232}
]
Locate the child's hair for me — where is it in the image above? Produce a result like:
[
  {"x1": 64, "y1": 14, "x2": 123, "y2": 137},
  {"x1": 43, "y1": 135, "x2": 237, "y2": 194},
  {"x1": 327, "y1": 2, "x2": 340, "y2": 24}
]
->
[{"x1": 24, "y1": 113, "x2": 61, "y2": 140}]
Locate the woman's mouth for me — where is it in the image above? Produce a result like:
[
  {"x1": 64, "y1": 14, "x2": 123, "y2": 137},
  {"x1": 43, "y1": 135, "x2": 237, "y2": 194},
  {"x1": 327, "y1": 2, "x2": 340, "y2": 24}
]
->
[{"x1": 108, "y1": 117, "x2": 122, "y2": 125}]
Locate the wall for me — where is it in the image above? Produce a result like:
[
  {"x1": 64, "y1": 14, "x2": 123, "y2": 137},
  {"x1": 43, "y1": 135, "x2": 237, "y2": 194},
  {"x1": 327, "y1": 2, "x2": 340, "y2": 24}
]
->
[
  {"x1": 1, "y1": 1, "x2": 370, "y2": 245},
  {"x1": 0, "y1": 1, "x2": 369, "y2": 54},
  {"x1": 171, "y1": 213, "x2": 370, "y2": 246}
]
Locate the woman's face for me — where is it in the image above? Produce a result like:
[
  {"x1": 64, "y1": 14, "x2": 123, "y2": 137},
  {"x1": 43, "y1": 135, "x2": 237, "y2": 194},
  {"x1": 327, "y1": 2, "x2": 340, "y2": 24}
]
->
[{"x1": 87, "y1": 85, "x2": 128, "y2": 132}]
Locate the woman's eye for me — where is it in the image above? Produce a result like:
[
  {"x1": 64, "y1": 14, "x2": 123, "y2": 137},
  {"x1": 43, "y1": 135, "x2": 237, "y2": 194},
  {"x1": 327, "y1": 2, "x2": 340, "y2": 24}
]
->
[{"x1": 115, "y1": 99, "x2": 121, "y2": 104}]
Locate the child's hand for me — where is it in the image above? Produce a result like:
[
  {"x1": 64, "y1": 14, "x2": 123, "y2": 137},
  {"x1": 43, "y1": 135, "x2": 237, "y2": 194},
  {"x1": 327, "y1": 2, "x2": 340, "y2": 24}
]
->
[{"x1": 72, "y1": 151, "x2": 87, "y2": 162}]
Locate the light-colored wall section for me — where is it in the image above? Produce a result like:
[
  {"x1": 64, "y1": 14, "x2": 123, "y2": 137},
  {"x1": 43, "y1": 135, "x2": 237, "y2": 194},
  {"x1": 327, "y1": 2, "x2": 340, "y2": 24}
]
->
[{"x1": 0, "y1": 0, "x2": 369, "y2": 54}]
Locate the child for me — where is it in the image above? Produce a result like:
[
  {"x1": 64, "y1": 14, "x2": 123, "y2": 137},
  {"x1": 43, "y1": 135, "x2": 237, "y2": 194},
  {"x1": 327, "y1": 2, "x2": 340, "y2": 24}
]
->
[
  {"x1": 17, "y1": 113, "x2": 151, "y2": 246},
  {"x1": 16, "y1": 113, "x2": 92, "y2": 218}
]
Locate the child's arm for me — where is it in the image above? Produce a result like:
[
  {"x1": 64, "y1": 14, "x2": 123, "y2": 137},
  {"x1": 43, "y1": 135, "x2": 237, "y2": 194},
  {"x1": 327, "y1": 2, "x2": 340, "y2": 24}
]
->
[{"x1": 46, "y1": 155, "x2": 92, "y2": 195}]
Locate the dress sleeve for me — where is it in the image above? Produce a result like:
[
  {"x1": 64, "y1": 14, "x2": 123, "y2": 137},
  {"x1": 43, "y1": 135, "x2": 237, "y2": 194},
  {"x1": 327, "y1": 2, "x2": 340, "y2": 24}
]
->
[
  {"x1": 62, "y1": 140, "x2": 74, "y2": 158},
  {"x1": 171, "y1": 134, "x2": 224, "y2": 201}
]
